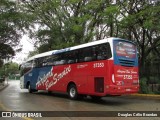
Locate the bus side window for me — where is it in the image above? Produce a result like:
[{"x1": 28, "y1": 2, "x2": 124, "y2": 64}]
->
[
  {"x1": 36, "y1": 58, "x2": 43, "y2": 67},
  {"x1": 20, "y1": 61, "x2": 33, "y2": 76},
  {"x1": 105, "y1": 43, "x2": 112, "y2": 59},
  {"x1": 35, "y1": 58, "x2": 40, "y2": 67},
  {"x1": 32, "y1": 60, "x2": 36, "y2": 67},
  {"x1": 61, "y1": 50, "x2": 78, "y2": 64},
  {"x1": 70, "y1": 50, "x2": 78, "y2": 63},
  {"x1": 78, "y1": 47, "x2": 93, "y2": 62},
  {"x1": 96, "y1": 43, "x2": 112, "y2": 60}
]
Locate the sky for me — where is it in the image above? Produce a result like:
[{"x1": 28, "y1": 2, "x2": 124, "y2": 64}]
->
[{"x1": 12, "y1": 35, "x2": 34, "y2": 64}]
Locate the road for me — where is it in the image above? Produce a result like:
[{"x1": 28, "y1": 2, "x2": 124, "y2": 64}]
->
[{"x1": 0, "y1": 80, "x2": 160, "y2": 120}]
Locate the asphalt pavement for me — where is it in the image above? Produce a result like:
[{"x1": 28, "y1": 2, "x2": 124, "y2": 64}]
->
[
  {"x1": 0, "y1": 80, "x2": 160, "y2": 99},
  {"x1": 0, "y1": 80, "x2": 160, "y2": 120}
]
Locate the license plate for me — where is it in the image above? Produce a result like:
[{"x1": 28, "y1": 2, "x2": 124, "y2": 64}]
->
[{"x1": 126, "y1": 89, "x2": 131, "y2": 91}]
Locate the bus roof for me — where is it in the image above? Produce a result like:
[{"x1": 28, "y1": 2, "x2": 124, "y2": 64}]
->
[
  {"x1": 24, "y1": 50, "x2": 57, "y2": 63},
  {"x1": 23, "y1": 37, "x2": 131, "y2": 63},
  {"x1": 52, "y1": 37, "x2": 120, "y2": 54}
]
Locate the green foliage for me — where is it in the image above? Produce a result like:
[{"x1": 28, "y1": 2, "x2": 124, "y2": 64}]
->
[
  {"x1": 0, "y1": 0, "x2": 22, "y2": 45},
  {"x1": 0, "y1": 0, "x2": 27, "y2": 66},
  {"x1": 0, "y1": 62, "x2": 19, "y2": 77},
  {"x1": 22, "y1": 0, "x2": 160, "y2": 62},
  {"x1": 139, "y1": 77, "x2": 152, "y2": 94},
  {"x1": 0, "y1": 60, "x2": 3, "y2": 68},
  {"x1": 27, "y1": 50, "x2": 39, "y2": 58},
  {"x1": 21, "y1": 0, "x2": 112, "y2": 53},
  {"x1": 0, "y1": 43, "x2": 15, "y2": 59}
]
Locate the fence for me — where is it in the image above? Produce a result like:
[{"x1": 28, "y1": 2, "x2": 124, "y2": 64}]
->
[{"x1": 140, "y1": 59, "x2": 160, "y2": 93}]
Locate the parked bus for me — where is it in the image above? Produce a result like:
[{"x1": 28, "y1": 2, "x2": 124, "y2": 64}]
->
[{"x1": 20, "y1": 37, "x2": 139, "y2": 99}]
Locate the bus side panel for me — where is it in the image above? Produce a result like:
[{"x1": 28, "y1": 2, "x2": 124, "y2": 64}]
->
[
  {"x1": 22, "y1": 68, "x2": 38, "y2": 90},
  {"x1": 72, "y1": 60, "x2": 108, "y2": 95},
  {"x1": 71, "y1": 63, "x2": 90, "y2": 94},
  {"x1": 36, "y1": 65, "x2": 72, "y2": 92},
  {"x1": 85, "y1": 60, "x2": 109, "y2": 95},
  {"x1": 36, "y1": 66, "x2": 53, "y2": 90},
  {"x1": 31, "y1": 67, "x2": 44, "y2": 90},
  {"x1": 47, "y1": 65, "x2": 71, "y2": 92}
]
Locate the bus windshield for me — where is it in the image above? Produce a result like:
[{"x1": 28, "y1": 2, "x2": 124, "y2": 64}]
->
[{"x1": 114, "y1": 40, "x2": 136, "y2": 59}]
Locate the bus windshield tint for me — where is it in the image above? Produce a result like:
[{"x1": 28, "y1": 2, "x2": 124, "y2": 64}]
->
[{"x1": 114, "y1": 41, "x2": 136, "y2": 59}]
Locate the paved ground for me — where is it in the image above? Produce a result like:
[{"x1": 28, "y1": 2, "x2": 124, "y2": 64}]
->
[
  {"x1": 0, "y1": 80, "x2": 160, "y2": 100},
  {"x1": 0, "y1": 80, "x2": 160, "y2": 120},
  {"x1": 1, "y1": 80, "x2": 160, "y2": 99}
]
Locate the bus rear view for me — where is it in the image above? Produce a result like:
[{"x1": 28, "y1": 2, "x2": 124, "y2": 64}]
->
[{"x1": 108, "y1": 39, "x2": 139, "y2": 95}]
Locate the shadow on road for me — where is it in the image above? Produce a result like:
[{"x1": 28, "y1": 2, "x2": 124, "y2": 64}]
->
[{"x1": 20, "y1": 90, "x2": 131, "y2": 106}]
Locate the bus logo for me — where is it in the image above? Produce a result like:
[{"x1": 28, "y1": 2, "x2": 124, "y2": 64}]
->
[{"x1": 36, "y1": 66, "x2": 71, "y2": 90}]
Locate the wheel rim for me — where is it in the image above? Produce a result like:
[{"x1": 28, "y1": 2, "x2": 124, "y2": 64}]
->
[{"x1": 70, "y1": 87, "x2": 76, "y2": 98}]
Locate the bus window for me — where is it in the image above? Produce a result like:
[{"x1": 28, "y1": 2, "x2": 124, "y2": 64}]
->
[
  {"x1": 93, "y1": 43, "x2": 112, "y2": 61},
  {"x1": 35, "y1": 58, "x2": 43, "y2": 67},
  {"x1": 20, "y1": 61, "x2": 33, "y2": 76},
  {"x1": 62, "y1": 50, "x2": 78, "y2": 64},
  {"x1": 78, "y1": 47, "x2": 93, "y2": 62},
  {"x1": 52, "y1": 54, "x2": 63, "y2": 66},
  {"x1": 98, "y1": 43, "x2": 112, "y2": 60}
]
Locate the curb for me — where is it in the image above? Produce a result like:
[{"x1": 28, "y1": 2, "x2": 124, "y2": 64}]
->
[
  {"x1": 130, "y1": 93, "x2": 160, "y2": 99},
  {"x1": 0, "y1": 84, "x2": 9, "y2": 92}
]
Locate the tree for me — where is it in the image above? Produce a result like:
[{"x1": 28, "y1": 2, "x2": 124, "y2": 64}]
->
[
  {"x1": 0, "y1": 0, "x2": 27, "y2": 67},
  {"x1": 27, "y1": 49, "x2": 39, "y2": 58},
  {"x1": 22, "y1": 0, "x2": 119, "y2": 52},
  {"x1": 22, "y1": 0, "x2": 160, "y2": 69},
  {"x1": 0, "y1": 62, "x2": 19, "y2": 77},
  {"x1": 117, "y1": 0, "x2": 160, "y2": 68}
]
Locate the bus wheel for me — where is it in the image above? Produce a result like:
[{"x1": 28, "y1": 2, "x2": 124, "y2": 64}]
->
[
  {"x1": 28, "y1": 84, "x2": 33, "y2": 93},
  {"x1": 68, "y1": 84, "x2": 78, "y2": 100}
]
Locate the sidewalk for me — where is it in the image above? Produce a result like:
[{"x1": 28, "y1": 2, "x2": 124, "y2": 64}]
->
[
  {"x1": 0, "y1": 82, "x2": 9, "y2": 92},
  {"x1": 130, "y1": 93, "x2": 160, "y2": 98}
]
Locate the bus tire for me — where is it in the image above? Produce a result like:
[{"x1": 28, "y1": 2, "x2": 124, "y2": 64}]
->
[
  {"x1": 68, "y1": 84, "x2": 78, "y2": 100},
  {"x1": 28, "y1": 83, "x2": 33, "y2": 93}
]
